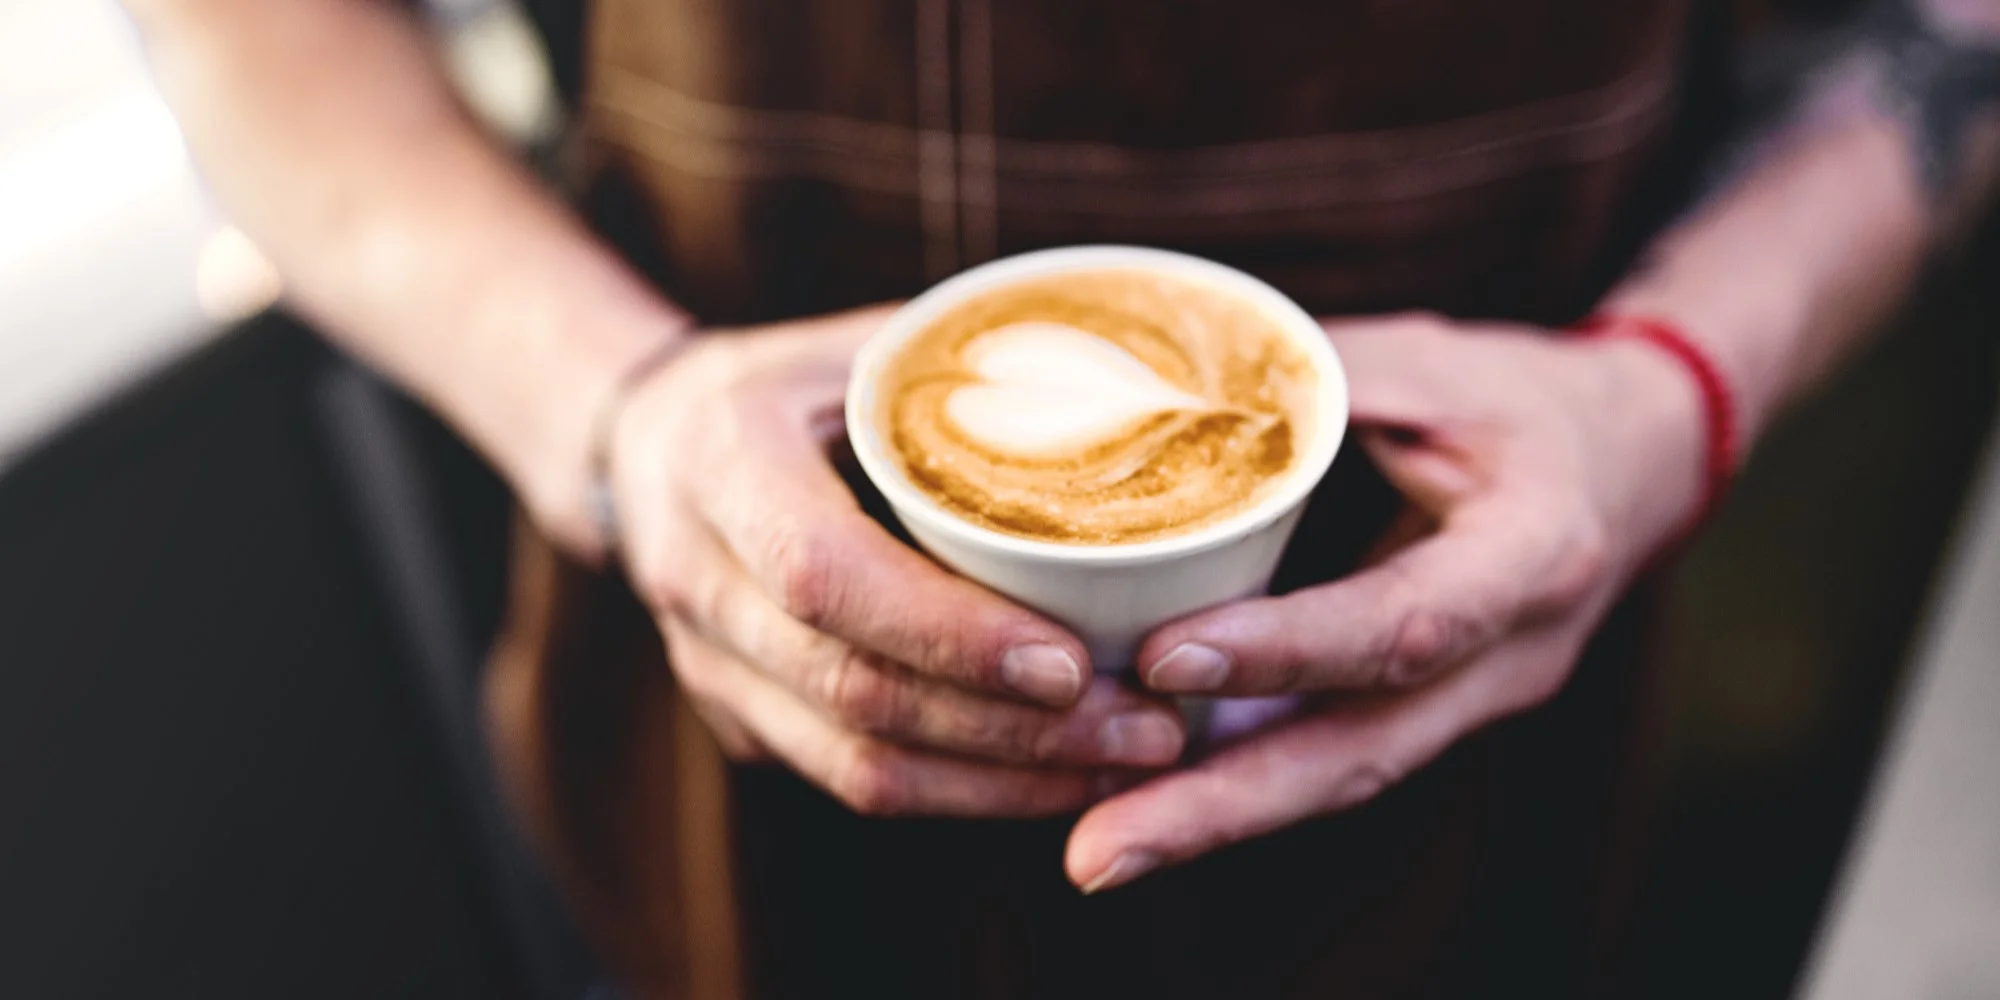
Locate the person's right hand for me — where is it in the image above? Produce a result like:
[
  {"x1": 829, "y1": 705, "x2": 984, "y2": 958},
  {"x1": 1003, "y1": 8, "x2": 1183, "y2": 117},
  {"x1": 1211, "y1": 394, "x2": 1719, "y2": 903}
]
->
[{"x1": 605, "y1": 306, "x2": 1187, "y2": 817}]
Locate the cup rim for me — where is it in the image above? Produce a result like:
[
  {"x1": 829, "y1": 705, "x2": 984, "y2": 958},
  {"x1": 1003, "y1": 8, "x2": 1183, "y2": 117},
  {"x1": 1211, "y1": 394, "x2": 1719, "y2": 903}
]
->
[{"x1": 846, "y1": 245, "x2": 1349, "y2": 568}]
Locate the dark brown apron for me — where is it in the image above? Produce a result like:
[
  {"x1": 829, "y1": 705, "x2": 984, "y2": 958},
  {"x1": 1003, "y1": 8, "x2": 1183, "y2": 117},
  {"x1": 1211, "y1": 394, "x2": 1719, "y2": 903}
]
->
[{"x1": 487, "y1": 3, "x2": 1690, "y2": 996}]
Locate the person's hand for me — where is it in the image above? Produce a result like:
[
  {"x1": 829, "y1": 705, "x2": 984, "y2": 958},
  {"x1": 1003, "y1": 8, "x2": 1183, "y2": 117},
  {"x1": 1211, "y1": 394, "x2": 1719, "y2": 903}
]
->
[
  {"x1": 1064, "y1": 312, "x2": 1707, "y2": 890},
  {"x1": 606, "y1": 306, "x2": 1187, "y2": 818}
]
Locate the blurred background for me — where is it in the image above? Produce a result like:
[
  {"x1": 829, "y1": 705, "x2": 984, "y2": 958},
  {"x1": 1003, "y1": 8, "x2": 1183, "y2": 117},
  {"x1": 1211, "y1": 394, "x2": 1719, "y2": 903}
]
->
[{"x1": 1, "y1": 1, "x2": 1996, "y2": 998}]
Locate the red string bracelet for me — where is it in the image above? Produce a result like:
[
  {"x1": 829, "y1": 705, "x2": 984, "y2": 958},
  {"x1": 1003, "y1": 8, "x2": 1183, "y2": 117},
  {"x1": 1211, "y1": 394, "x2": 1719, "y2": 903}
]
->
[{"x1": 1567, "y1": 314, "x2": 1740, "y2": 554}]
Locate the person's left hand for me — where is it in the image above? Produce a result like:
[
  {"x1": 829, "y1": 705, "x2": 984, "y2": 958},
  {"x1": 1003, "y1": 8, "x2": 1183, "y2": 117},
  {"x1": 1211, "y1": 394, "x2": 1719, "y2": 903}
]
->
[{"x1": 1064, "y1": 312, "x2": 1710, "y2": 892}]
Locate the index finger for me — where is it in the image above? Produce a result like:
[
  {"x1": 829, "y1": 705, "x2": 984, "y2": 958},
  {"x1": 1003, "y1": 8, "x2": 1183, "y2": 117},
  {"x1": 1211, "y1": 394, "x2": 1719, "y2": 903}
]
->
[
  {"x1": 690, "y1": 395, "x2": 1093, "y2": 708},
  {"x1": 1068, "y1": 618, "x2": 1568, "y2": 892}
]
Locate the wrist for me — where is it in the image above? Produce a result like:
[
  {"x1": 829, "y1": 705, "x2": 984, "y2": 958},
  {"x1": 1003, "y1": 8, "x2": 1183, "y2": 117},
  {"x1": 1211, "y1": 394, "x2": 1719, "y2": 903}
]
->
[
  {"x1": 1598, "y1": 110, "x2": 1929, "y2": 445},
  {"x1": 512, "y1": 298, "x2": 695, "y2": 557},
  {"x1": 1569, "y1": 327, "x2": 1714, "y2": 571},
  {"x1": 1594, "y1": 283, "x2": 1794, "y2": 447}
]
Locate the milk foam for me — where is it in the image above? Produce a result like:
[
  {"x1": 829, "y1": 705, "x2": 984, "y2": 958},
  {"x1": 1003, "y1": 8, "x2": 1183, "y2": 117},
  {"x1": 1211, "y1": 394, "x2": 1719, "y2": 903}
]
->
[
  {"x1": 942, "y1": 322, "x2": 1216, "y2": 457},
  {"x1": 876, "y1": 269, "x2": 1313, "y2": 544}
]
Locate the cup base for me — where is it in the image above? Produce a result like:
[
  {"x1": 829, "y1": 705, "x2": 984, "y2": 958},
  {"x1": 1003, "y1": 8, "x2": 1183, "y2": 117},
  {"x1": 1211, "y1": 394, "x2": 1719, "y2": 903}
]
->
[{"x1": 1182, "y1": 694, "x2": 1303, "y2": 746}]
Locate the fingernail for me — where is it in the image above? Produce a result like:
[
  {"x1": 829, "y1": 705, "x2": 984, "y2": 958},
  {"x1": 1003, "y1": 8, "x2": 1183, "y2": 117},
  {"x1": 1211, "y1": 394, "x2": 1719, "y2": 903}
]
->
[
  {"x1": 1144, "y1": 643, "x2": 1231, "y2": 693},
  {"x1": 1099, "y1": 712, "x2": 1185, "y2": 766},
  {"x1": 1000, "y1": 644, "x2": 1084, "y2": 705},
  {"x1": 1080, "y1": 850, "x2": 1162, "y2": 895}
]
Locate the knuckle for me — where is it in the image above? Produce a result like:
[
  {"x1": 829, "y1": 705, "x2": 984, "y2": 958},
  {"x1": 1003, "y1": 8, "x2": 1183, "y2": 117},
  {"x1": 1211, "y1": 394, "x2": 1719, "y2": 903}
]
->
[
  {"x1": 1541, "y1": 519, "x2": 1610, "y2": 610},
  {"x1": 672, "y1": 565, "x2": 738, "y2": 636},
  {"x1": 1519, "y1": 670, "x2": 1568, "y2": 710},
  {"x1": 711, "y1": 729, "x2": 763, "y2": 762},
  {"x1": 817, "y1": 651, "x2": 907, "y2": 736},
  {"x1": 627, "y1": 540, "x2": 695, "y2": 620},
  {"x1": 913, "y1": 619, "x2": 979, "y2": 682},
  {"x1": 922, "y1": 694, "x2": 1052, "y2": 761},
  {"x1": 665, "y1": 637, "x2": 728, "y2": 704},
  {"x1": 636, "y1": 540, "x2": 724, "y2": 629},
  {"x1": 1382, "y1": 607, "x2": 1458, "y2": 686},
  {"x1": 764, "y1": 519, "x2": 840, "y2": 629},
  {"x1": 992, "y1": 712, "x2": 1065, "y2": 764},
  {"x1": 689, "y1": 698, "x2": 768, "y2": 762},
  {"x1": 1237, "y1": 602, "x2": 1309, "y2": 692},
  {"x1": 1333, "y1": 762, "x2": 1398, "y2": 809},
  {"x1": 831, "y1": 742, "x2": 909, "y2": 817},
  {"x1": 1025, "y1": 717, "x2": 1074, "y2": 763},
  {"x1": 637, "y1": 568, "x2": 691, "y2": 620},
  {"x1": 1267, "y1": 642, "x2": 1312, "y2": 693},
  {"x1": 1513, "y1": 653, "x2": 1577, "y2": 710}
]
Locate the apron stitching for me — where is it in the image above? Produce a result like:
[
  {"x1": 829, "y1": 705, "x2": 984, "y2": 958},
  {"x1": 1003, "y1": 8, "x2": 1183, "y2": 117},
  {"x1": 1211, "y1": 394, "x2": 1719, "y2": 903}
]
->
[
  {"x1": 593, "y1": 104, "x2": 920, "y2": 193},
  {"x1": 593, "y1": 88, "x2": 1667, "y2": 214},
  {"x1": 957, "y1": 0, "x2": 999, "y2": 265},
  {"x1": 593, "y1": 66, "x2": 920, "y2": 156},
  {"x1": 589, "y1": 61, "x2": 1669, "y2": 180},
  {"x1": 916, "y1": 0, "x2": 962, "y2": 281},
  {"x1": 984, "y1": 92, "x2": 1674, "y2": 214}
]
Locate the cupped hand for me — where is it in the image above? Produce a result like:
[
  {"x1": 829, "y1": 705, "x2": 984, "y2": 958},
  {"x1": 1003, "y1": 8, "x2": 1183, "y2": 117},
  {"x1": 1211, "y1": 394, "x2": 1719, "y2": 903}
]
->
[
  {"x1": 1066, "y1": 312, "x2": 1706, "y2": 890},
  {"x1": 607, "y1": 306, "x2": 1186, "y2": 818}
]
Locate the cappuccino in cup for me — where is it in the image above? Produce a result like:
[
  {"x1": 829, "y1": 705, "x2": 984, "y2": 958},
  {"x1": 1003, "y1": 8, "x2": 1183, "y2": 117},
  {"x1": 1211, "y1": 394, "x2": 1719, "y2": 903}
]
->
[
  {"x1": 847, "y1": 246, "x2": 1347, "y2": 672},
  {"x1": 874, "y1": 269, "x2": 1316, "y2": 546}
]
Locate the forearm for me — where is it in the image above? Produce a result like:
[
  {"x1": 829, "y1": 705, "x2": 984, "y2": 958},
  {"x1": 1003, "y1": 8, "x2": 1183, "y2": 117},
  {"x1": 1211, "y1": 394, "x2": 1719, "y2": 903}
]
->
[
  {"x1": 124, "y1": 0, "x2": 686, "y2": 545},
  {"x1": 1603, "y1": 107, "x2": 1932, "y2": 443},
  {"x1": 1603, "y1": 0, "x2": 2000, "y2": 448}
]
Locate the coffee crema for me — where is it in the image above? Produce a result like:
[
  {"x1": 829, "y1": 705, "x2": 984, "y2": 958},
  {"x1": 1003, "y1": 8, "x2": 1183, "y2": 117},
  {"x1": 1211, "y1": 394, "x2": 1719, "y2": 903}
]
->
[{"x1": 876, "y1": 269, "x2": 1314, "y2": 544}]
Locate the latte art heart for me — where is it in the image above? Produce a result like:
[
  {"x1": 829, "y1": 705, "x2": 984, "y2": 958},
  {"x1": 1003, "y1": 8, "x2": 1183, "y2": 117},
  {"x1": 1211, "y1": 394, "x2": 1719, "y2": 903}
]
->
[
  {"x1": 943, "y1": 322, "x2": 1220, "y2": 457},
  {"x1": 877, "y1": 269, "x2": 1314, "y2": 544}
]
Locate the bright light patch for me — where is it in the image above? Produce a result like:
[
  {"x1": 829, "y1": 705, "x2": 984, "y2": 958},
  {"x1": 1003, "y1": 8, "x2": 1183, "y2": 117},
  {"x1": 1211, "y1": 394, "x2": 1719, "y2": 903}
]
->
[
  {"x1": 195, "y1": 226, "x2": 281, "y2": 323},
  {"x1": 0, "y1": 92, "x2": 188, "y2": 273}
]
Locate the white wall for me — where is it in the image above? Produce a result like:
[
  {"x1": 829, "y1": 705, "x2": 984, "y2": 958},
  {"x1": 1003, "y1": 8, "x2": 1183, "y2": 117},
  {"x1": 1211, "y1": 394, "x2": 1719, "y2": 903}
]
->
[{"x1": 0, "y1": 0, "x2": 274, "y2": 467}]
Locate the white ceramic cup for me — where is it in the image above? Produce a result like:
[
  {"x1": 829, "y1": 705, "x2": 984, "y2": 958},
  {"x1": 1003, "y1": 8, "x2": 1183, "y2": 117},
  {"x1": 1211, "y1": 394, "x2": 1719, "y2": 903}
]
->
[{"x1": 846, "y1": 245, "x2": 1349, "y2": 674}]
